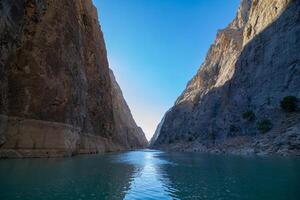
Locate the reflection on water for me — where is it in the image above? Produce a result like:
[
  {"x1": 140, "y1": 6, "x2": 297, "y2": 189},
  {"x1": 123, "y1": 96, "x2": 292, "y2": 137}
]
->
[
  {"x1": 162, "y1": 152, "x2": 300, "y2": 200},
  {"x1": 0, "y1": 150, "x2": 300, "y2": 200},
  {"x1": 114, "y1": 150, "x2": 178, "y2": 200},
  {"x1": 0, "y1": 154, "x2": 135, "y2": 200}
]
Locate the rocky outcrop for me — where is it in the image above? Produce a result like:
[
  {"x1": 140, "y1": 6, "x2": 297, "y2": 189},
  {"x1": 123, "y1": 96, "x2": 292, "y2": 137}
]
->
[
  {"x1": 0, "y1": 0, "x2": 147, "y2": 158},
  {"x1": 110, "y1": 70, "x2": 148, "y2": 148},
  {"x1": 151, "y1": 0, "x2": 300, "y2": 156},
  {"x1": 149, "y1": 111, "x2": 168, "y2": 146}
]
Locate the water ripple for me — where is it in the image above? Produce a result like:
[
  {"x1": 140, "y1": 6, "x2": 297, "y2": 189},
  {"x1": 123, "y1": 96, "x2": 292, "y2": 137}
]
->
[{"x1": 0, "y1": 150, "x2": 300, "y2": 200}]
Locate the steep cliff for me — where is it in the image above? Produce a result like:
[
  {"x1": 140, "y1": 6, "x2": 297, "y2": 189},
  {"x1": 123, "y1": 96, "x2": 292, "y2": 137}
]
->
[
  {"x1": 0, "y1": 0, "x2": 147, "y2": 158},
  {"x1": 151, "y1": 0, "x2": 300, "y2": 155},
  {"x1": 110, "y1": 70, "x2": 148, "y2": 148}
]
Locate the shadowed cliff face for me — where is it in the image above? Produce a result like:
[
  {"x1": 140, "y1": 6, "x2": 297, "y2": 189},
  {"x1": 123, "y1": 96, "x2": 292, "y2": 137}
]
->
[
  {"x1": 152, "y1": 0, "x2": 300, "y2": 155},
  {"x1": 0, "y1": 0, "x2": 147, "y2": 158}
]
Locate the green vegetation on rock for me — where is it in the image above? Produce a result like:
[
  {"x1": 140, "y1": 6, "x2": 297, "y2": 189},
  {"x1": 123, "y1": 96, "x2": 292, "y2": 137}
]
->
[
  {"x1": 256, "y1": 119, "x2": 272, "y2": 133},
  {"x1": 242, "y1": 111, "x2": 255, "y2": 121},
  {"x1": 280, "y1": 96, "x2": 298, "y2": 112}
]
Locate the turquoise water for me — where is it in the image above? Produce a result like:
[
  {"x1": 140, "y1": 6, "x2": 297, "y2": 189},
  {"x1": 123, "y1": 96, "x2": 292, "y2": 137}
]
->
[{"x1": 0, "y1": 150, "x2": 299, "y2": 200}]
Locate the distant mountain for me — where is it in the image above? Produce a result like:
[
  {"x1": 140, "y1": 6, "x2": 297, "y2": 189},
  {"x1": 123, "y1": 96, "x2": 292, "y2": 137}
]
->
[
  {"x1": 151, "y1": 0, "x2": 300, "y2": 155},
  {"x1": 0, "y1": 0, "x2": 147, "y2": 158}
]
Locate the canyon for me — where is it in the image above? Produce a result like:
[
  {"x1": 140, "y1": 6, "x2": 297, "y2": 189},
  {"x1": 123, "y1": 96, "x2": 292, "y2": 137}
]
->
[
  {"x1": 151, "y1": 0, "x2": 300, "y2": 155},
  {"x1": 0, "y1": 1, "x2": 299, "y2": 199},
  {"x1": 0, "y1": 0, "x2": 147, "y2": 158},
  {"x1": 1, "y1": 0, "x2": 299, "y2": 158}
]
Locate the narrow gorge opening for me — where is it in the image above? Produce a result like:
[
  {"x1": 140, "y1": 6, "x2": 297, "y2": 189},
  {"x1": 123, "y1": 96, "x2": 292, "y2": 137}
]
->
[{"x1": 0, "y1": 0, "x2": 299, "y2": 199}]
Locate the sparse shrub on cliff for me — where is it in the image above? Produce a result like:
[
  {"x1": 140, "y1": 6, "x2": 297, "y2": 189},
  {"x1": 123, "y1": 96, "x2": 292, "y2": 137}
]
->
[
  {"x1": 242, "y1": 111, "x2": 255, "y2": 121},
  {"x1": 229, "y1": 124, "x2": 239, "y2": 132},
  {"x1": 186, "y1": 131, "x2": 197, "y2": 142},
  {"x1": 209, "y1": 131, "x2": 216, "y2": 141},
  {"x1": 280, "y1": 96, "x2": 298, "y2": 112},
  {"x1": 188, "y1": 136, "x2": 194, "y2": 142},
  {"x1": 256, "y1": 119, "x2": 272, "y2": 133}
]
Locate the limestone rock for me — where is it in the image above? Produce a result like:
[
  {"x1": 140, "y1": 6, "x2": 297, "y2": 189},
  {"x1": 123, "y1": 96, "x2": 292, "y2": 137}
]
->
[
  {"x1": 110, "y1": 70, "x2": 148, "y2": 148},
  {"x1": 151, "y1": 0, "x2": 300, "y2": 155},
  {"x1": 0, "y1": 0, "x2": 147, "y2": 158}
]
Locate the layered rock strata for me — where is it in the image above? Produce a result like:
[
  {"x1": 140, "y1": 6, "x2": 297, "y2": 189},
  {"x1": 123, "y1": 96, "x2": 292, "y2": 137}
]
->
[{"x1": 0, "y1": 0, "x2": 147, "y2": 158}]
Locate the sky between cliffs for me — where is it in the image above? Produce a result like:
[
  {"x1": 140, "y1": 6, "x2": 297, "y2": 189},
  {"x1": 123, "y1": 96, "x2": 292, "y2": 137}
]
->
[{"x1": 94, "y1": 0, "x2": 240, "y2": 141}]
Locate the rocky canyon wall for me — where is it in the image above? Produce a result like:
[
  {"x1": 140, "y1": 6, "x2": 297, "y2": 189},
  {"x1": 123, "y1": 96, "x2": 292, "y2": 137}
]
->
[
  {"x1": 151, "y1": 0, "x2": 300, "y2": 155},
  {"x1": 0, "y1": 0, "x2": 147, "y2": 158},
  {"x1": 110, "y1": 70, "x2": 148, "y2": 149}
]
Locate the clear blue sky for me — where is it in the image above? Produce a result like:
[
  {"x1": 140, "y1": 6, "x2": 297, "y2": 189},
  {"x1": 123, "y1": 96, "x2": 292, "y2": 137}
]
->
[{"x1": 93, "y1": 0, "x2": 240, "y2": 140}]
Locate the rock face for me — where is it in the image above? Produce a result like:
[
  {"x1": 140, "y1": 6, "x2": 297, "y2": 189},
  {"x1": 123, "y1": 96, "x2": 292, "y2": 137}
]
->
[
  {"x1": 110, "y1": 70, "x2": 148, "y2": 148},
  {"x1": 0, "y1": 0, "x2": 147, "y2": 158},
  {"x1": 151, "y1": 0, "x2": 300, "y2": 155}
]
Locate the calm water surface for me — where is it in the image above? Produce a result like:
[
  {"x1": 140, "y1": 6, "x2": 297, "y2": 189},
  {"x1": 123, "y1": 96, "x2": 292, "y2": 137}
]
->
[{"x1": 0, "y1": 149, "x2": 299, "y2": 200}]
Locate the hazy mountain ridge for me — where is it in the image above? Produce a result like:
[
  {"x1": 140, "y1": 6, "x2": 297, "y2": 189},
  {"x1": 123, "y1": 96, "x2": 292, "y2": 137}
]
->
[
  {"x1": 0, "y1": 0, "x2": 147, "y2": 158},
  {"x1": 151, "y1": 0, "x2": 300, "y2": 155}
]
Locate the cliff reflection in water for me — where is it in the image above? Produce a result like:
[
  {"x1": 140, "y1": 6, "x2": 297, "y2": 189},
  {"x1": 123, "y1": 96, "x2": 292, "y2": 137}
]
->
[
  {"x1": 0, "y1": 150, "x2": 300, "y2": 200},
  {"x1": 159, "y1": 152, "x2": 300, "y2": 200},
  {"x1": 0, "y1": 154, "x2": 135, "y2": 200}
]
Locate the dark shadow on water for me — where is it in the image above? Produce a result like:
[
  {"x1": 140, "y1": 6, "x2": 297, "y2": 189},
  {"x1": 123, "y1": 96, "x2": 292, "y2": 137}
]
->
[
  {"x1": 159, "y1": 152, "x2": 300, "y2": 200},
  {"x1": 0, "y1": 150, "x2": 300, "y2": 200},
  {"x1": 0, "y1": 154, "x2": 135, "y2": 200}
]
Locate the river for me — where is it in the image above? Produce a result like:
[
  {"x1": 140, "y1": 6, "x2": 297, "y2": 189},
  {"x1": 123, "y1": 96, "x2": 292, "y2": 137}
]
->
[{"x1": 0, "y1": 149, "x2": 299, "y2": 200}]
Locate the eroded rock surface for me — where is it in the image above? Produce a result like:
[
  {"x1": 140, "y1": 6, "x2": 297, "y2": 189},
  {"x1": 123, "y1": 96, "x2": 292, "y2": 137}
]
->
[
  {"x1": 151, "y1": 0, "x2": 300, "y2": 155},
  {"x1": 110, "y1": 70, "x2": 148, "y2": 149},
  {"x1": 0, "y1": 0, "x2": 147, "y2": 158}
]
